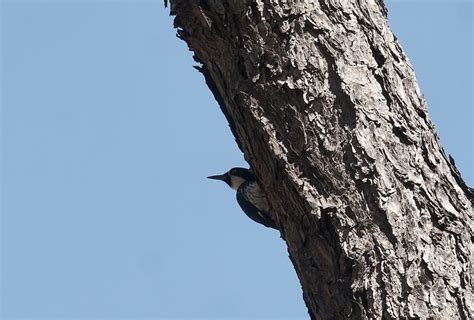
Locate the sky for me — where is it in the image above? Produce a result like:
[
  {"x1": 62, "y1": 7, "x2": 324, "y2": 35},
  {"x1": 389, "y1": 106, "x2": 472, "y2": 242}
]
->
[{"x1": 0, "y1": 1, "x2": 472, "y2": 319}]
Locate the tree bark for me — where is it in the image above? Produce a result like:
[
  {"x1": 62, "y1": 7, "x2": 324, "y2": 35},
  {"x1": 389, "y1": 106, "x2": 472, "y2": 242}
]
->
[{"x1": 168, "y1": 1, "x2": 473, "y2": 319}]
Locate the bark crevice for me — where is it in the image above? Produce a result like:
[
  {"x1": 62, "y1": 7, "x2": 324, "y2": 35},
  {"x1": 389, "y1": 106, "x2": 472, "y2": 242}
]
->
[{"x1": 168, "y1": 1, "x2": 473, "y2": 318}]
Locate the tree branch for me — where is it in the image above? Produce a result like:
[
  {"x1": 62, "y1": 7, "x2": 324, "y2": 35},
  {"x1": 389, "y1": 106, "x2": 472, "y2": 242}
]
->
[{"x1": 168, "y1": 1, "x2": 473, "y2": 318}]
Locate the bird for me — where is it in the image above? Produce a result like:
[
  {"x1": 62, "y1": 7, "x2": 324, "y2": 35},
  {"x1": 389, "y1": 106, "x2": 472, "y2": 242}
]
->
[{"x1": 207, "y1": 167, "x2": 278, "y2": 230}]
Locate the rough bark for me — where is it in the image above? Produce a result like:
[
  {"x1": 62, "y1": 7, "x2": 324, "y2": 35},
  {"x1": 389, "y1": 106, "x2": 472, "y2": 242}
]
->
[{"x1": 168, "y1": 1, "x2": 473, "y2": 319}]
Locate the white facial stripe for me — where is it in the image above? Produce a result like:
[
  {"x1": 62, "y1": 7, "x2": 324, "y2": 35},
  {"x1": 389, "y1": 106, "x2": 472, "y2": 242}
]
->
[{"x1": 230, "y1": 176, "x2": 246, "y2": 190}]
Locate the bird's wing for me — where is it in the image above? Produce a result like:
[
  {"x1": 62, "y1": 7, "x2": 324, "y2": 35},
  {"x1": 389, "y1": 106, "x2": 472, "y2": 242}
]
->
[{"x1": 236, "y1": 181, "x2": 278, "y2": 230}]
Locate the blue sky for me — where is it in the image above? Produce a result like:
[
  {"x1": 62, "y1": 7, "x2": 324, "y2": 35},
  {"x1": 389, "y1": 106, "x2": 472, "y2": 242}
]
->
[{"x1": 1, "y1": 1, "x2": 472, "y2": 319}]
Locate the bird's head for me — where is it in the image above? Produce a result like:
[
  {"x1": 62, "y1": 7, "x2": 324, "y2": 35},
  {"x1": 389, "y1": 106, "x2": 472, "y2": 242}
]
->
[{"x1": 207, "y1": 167, "x2": 255, "y2": 190}]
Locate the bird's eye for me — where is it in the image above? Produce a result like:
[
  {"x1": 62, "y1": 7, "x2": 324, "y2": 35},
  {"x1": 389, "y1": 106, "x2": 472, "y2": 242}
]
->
[{"x1": 230, "y1": 169, "x2": 236, "y2": 175}]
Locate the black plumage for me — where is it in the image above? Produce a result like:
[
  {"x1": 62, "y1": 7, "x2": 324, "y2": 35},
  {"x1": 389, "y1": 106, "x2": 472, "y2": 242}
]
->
[
  {"x1": 236, "y1": 180, "x2": 278, "y2": 230},
  {"x1": 207, "y1": 167, "x2": 278, "y2": 230}
]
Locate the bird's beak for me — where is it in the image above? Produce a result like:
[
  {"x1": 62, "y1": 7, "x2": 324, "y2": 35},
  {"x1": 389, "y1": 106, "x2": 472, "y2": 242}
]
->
[{"x1": 207, "y1": 174, "x2": 226, "y2": 181}]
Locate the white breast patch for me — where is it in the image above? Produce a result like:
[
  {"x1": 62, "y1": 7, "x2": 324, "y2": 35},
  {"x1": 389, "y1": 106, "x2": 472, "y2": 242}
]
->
[{"x1": 240, "y1": 181, "x2": 271, "y2": 213}]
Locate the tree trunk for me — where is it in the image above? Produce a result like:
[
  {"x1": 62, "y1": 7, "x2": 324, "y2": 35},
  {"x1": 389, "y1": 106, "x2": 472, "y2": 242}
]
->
[{"x1": 167, "y1": 1, "x2": 473, "y2": 319}]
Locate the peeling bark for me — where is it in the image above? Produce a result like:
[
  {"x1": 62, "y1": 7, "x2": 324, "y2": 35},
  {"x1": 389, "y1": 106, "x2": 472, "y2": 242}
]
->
[{"x1": 168, "y1": 1, "x2": 473, "y2": 319}]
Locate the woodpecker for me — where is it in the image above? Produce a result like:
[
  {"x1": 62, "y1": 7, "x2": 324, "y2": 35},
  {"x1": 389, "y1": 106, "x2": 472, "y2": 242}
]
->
[{"x1": 207, "y1": 167, "x2": 278, "y2": 230}]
